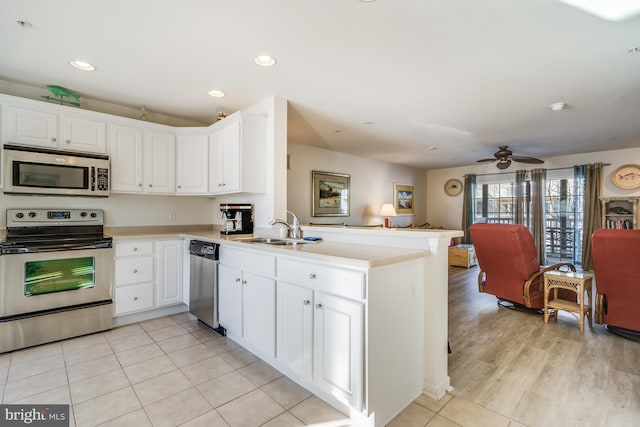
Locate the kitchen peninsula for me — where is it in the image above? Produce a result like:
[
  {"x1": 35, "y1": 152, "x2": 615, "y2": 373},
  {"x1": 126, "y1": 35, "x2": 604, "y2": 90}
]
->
[{"x1": 109, "y1": 225, "x2": 463, "y2": 427}]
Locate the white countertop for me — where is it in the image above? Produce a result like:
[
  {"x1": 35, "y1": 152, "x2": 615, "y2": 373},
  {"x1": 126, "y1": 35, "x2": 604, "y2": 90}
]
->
[{"x1": 108, "y1": 227, "x2": 428, "y2": 269}]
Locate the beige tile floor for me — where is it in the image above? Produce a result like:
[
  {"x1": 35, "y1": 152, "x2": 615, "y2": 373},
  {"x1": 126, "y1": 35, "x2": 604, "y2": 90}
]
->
[{"x1": 1, "y1": 312, "x2": 523, "y2": 427}]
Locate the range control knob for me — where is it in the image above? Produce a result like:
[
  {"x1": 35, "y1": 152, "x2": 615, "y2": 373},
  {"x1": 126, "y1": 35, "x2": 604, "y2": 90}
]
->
[
  {"x1": 80, "y1": 212, "x2": 88, "y2": 217},
  {"x1": 28, "y1": 212, "x2": 37, "y2": 218},
  {"x1": 16, "y1": 212, "x2": 24, "y2": 219},
  {"x1": 90, "y1": 212, "x2": 97, "y2": 218}
]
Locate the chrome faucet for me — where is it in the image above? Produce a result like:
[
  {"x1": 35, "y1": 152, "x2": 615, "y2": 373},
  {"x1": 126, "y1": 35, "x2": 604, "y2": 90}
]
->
[{"x1": 270, "y1": 210, "x2": 301, "y2": 239}]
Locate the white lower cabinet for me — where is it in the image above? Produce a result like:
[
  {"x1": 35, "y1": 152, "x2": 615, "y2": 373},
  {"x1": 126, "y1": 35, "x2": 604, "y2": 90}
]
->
[
  {"x1": 156, "y1": 240, "x2": 183, "y2": 307},
  {"x1": 218, "y1": 246, "x2": 276, "y2": 358},
  {"x1": 114, "y1": 239, "x2": 183, "y2": 316},
  {"x1": 276, "y1": 257, "x2": 364, "y2": 411}
]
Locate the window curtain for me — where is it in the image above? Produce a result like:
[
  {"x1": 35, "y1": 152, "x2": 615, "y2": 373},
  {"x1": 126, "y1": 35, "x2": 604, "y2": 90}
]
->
[
  {"x1": 581, "y1": 163, "x2": 603, "y2": 270},
  {"x1": 531, "y1": 168, "x2": 547, "y2": 264},
  {"x1": 573, "y1": 165, "x2": 587, "y2": 266},
  {"x1": 461, "y1": 174, "x2": 476, "y2": 244},
  {"x1": 514, "y1": 170, "x2": 527, "y2": 224}
]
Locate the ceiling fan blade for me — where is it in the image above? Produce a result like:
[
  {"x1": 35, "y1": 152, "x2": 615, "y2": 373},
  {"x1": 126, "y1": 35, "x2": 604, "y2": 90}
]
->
[
  {"x1": 512, "y1": 156, "x2": 544, "y2": 164},
  {"x1": 477, "y1": 158, "x2": 497, "y2": 163}
]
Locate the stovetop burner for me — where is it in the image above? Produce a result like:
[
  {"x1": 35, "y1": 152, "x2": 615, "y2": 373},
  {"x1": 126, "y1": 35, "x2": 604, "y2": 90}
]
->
[{"x1": 2, "y1": 208, "x2": 111, "y2": 254}]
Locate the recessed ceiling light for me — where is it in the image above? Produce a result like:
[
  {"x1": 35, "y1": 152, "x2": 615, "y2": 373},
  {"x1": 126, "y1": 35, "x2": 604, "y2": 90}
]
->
[
  {"x1": 16, "y1": 20, "x2": 32, "y2": 28},
  {"x1": 550, "y1": 102, "x2": 566, "y2": 111},
  {"x1": 364, "y1": 121, "x2": 374, "y2": 125},
  {"x1": 428, "y1": 146, "x2": 437, "y2": 150},
  {"x1": 629, "y1": 46, "x2": 640, "y2": 54},
  {"x1": 254, "y1": 55, "x2": 276, "y2": 67},
  {"x1": 69, "y1": 60, "x2": 96, "y2": 71},
  {"x1": 207, "y1": 89, "x2": 226, "y2": 98},
  {"x1": 557, "y1": 0, "x2": 640, "y2": 21}
]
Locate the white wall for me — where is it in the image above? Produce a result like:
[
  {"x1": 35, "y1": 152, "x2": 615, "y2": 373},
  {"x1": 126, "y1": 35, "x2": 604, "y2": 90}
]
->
[
  {"x1": 0, "y1": 193, "x2": 216, "y2": 228},
  {"x1": 426, "y1": 146, "x2": 640, "y2": 230},
  {"x1": 287, "y1": 142, "x2": 428, "y2": 227}
]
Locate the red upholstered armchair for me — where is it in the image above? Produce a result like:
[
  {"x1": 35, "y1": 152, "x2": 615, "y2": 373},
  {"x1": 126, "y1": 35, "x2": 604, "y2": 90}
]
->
[
  {"x1": 469, "y1": 223, "x2": 576, "y2": 309},
  {"x1": 592, "y1": 229, "x2": 640, "y2": 339}
]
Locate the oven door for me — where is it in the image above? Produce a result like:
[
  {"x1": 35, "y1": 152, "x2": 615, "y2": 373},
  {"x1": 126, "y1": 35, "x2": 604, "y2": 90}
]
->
[{"x1": 0, "y1": 247, "x2": 113, "y2": 319}]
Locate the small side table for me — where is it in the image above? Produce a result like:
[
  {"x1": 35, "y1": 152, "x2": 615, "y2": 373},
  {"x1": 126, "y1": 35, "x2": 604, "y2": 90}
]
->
[
  {"x1": 448, "y1": 244, "x2": 477, "y2": 268},
  {"x1": 543, "y1": 270, "x2": 593, "y2": 333}
]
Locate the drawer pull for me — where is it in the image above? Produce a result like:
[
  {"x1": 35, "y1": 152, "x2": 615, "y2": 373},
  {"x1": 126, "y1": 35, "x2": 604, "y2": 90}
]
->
[
  {"x1": 303, "y1": 300, "x2": 311, "y2": 305},
  {"x1": 315, "y1": 303, "x2": 323, "y2": 309},
  {"x1": 133, "y1": 247, "x2": 138, "y2": 251},
  {"x1": 51, "y1": 137, "x2": 57, "y2": 142},
  {"x1": 133, "y1": 296, "x2": 139, "y2": 301},
  {"x1": 309, "y1": 273, "x2": 317, "y2": 280},
  {"x1": 133, "y1": 269, "x2": 138, "y2": 273}
]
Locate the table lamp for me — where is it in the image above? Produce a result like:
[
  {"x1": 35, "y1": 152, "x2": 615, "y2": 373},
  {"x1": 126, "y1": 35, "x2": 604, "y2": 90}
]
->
[{"x1": 380, "y1": 204, "x2": 397, "y2": 228}]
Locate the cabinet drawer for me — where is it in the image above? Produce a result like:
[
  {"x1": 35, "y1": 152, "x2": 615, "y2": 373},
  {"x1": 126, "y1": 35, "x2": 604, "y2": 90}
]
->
[
  {"x1": 221, "y1": 246, "x2": 276, "y2": 277},
  {"x1": 115, "y1": 256, "x2": 153, "y2": 286},
  {"x1": 115, "y1": 282, "x2": 154, "y2": 314},
  {"x1": 278, "y1": 257, "x2": 365, "y2": 300},
  {"x1": 115, "y1": 240, "x2": 153, "y2": 257}
]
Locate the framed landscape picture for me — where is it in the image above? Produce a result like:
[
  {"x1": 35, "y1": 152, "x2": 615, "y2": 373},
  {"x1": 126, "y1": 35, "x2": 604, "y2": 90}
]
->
[
  {"x1": 312, "y1": 171, "x2": 350, "y2": 217},
  {"x1": 394, "y1": 183, "x2": 414, "y2": 215}
]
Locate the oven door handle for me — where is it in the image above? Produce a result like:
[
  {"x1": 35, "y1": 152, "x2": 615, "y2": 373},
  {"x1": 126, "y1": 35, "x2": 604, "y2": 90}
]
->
[{"x1": 1, "y1": 241, "x2": 112, "y2": 254}]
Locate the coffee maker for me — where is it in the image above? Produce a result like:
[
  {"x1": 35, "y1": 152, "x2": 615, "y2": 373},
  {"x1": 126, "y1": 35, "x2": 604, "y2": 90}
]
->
[{"x1": 220, "y1": 203, "x2": 254, "y2": 235}]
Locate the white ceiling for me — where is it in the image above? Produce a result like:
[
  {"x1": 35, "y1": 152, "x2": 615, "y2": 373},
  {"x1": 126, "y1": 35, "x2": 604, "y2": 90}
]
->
[{"x1": 1, "y1": 0, "x2": 640, "y2": 170}]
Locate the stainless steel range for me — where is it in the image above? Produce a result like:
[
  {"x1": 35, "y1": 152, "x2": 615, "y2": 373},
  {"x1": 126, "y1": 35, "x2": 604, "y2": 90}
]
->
[{"x1": 0, "y1": 208, "x2": 113, "y2": 353}]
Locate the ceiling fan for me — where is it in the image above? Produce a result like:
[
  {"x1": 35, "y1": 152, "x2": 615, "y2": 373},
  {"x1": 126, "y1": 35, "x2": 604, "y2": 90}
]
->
[{"x1": 476, "y1": 146, "x2": 544, "y2": 170}]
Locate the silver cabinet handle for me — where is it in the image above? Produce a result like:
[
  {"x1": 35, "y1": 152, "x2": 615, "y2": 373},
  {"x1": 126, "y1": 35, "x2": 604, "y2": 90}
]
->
[
  {"x1": 315, "y1": 303, "x2": 323, "y2": 309},
  {"x1": 309, "y1": 273, "x2": 316, "y2": 280},
  {"x1": 178, "y1": 185, "x2": 182, "y2": 189},
  {"x1": 138, "y1": 183, "x2": 142, "y2": 187},
  {"x1": 52, "y1": 137, "x2": 57, "y2": 142},
  {"x1": 66, "y1": 139, "x2": 71, "y2": 144},
  {"x1": 235, "y1": 278, "x2": 241, "y2": 283},
  {"x1": 242, "y1": 280, "x2": 247, "y2": 285},
  {"x1": 303, "y1": 300, "x2": 311, "y2": 305}
]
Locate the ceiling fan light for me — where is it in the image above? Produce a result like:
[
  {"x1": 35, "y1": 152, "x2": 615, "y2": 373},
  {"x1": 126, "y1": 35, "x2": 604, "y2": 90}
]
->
[{"x1": 497, "y1": 159, "x2": 511, "y2": 170}]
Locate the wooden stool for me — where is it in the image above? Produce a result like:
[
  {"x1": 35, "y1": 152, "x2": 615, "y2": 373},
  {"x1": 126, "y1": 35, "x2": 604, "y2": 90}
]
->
[{"x1": 543, "y1": 270, "x2": 593, "y2": 333}]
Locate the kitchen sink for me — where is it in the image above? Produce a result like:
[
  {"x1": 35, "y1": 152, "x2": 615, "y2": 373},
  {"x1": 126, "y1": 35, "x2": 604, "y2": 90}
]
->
[{"x1": 239, "y1": 237, "x2": 315, "y2": 246}]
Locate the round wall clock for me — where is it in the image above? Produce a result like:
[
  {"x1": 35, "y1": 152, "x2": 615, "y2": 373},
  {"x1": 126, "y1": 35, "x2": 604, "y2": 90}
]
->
[
  {"x1": 612, "y1": 164, "x2": 640, "y2": 190},
  {"x1": 444, "y1": 179, "x2": 463, "y2": 196}
]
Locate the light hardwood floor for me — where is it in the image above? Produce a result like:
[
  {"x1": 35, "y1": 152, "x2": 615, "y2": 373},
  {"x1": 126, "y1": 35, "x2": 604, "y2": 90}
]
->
[{"x1": 446, "y1": 265, "x2": 640, "y2": 427}]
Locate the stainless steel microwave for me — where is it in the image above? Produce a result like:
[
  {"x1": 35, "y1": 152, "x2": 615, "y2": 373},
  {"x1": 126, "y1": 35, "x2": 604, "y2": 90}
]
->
[{"x1": 3, "y1": 145, "x2": 110, "y2": 197}]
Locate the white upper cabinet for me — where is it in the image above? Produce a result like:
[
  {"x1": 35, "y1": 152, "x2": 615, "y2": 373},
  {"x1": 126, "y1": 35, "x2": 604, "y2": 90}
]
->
[
  {"x1": 176, "y1": 131, "x2": 209, "y2": 195},
  {"x1": 5, "y1": 104, "x2": 106, "y2": 154},
  {"x1": 143, "y1": 130, "x2": 175, "y2": 194},
  {"x1": 110, "y1": 124, "x2": 144, "y2": 193},
  {"x1": 5, "y1": 106, "x2": 58, "y2": 149},
  {"x1": 61, "y1": 114, "x2": 106, "y2": 153},
  {"x1": 209, "y1": 112, "x2": 267, "y2": 195}
]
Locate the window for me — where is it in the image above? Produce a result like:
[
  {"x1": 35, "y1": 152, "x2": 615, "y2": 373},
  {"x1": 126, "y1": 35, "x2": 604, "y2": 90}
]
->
[{"x1": 473, "y1": 171, "x2": 585, "y2": 265}]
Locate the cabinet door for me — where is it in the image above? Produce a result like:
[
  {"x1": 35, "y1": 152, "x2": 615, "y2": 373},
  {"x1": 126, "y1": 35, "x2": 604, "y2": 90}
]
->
[
  {"x1": 110, "y1": 125, "x2": 143, "y2": 193},
  {"x1": 222, "y1": 120, "x2": 241, "y2": 192},
  {"x1": 156, "y1": 240, "x2": 183, "y2": 307},
  {"x1": 6, "y1": 106, "x2": 58, "y2": 148},
  {"x1": 209, "y1": 129, "x2": 225, "y2": 193},
  {"x1": 314, "y1": 292, "x2": 364, "y2": 411},
  {"x1": 176, "y1": 134, "x2": 209, "y2": 194},
  {"x1": 243, "y1": 272, "x2": 276, "y2": 357},
  {"x1": 218, "y1": 263, "x2": 243, "y2": 338},
  {"x1": 61, "y1": 115, "x2": 106, "y2": 153},
  {"x1": 277, "y1": 282, "x2": 313, "y2": 380},
  {"x1": 143, "y1": 131, "x2": 175, "y2": 193}
]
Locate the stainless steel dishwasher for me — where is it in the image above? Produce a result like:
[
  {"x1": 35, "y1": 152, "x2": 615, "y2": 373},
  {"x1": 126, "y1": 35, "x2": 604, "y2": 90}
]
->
[{"x1": 188, "y1": 240, "x2": 225, "y2": 335}]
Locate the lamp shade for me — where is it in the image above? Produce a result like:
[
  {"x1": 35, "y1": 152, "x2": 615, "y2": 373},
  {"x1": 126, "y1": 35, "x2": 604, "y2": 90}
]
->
[{"x1": 380, "y1": 204, "x2": 397, "y2": 217}]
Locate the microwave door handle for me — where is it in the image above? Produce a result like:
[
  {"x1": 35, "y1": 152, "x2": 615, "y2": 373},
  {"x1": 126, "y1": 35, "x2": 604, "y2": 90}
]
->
[{"x1": 90, "y1": 166, "x2": 96, "y2": 191}]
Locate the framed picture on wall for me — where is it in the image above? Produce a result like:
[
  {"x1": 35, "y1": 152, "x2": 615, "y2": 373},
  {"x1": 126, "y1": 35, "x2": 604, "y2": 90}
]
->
[
  {"x1": 312, "y1": 171, "x2": 350, "y2": 217},
  {"x1": 394, "y1": 183, "x2": 414, "y2": 215}
]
